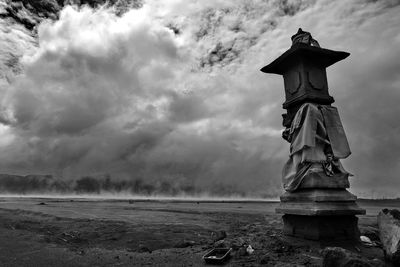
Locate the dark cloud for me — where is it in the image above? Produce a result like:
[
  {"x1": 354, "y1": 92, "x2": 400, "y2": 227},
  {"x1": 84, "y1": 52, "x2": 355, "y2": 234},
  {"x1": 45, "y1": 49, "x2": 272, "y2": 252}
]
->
[{"x1": 0, "y1": 0, "x2": 399, "y2": 197}]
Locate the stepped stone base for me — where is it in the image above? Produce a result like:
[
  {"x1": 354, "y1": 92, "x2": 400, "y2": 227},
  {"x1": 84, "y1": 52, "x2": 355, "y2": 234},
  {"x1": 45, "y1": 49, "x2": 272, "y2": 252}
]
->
[
  {"x1": 276, "y1": 189, "x2": 366, "y2": 216},
  {"x1": 276, "y1": 179, "x2": 366, "y2": 241},
  {"x1": 282, "y1": 214, "x2": 360, "y2": 241}
]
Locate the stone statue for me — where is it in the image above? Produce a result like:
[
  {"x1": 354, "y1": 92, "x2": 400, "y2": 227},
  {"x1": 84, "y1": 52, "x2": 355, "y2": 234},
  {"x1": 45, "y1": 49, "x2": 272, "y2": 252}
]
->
[{"x1": 261, "y1": 29, "x2": 365, "y2": 241}]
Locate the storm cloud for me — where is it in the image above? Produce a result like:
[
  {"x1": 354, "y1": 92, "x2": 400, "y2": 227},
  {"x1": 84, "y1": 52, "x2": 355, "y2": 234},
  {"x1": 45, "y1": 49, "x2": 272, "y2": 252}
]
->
[{"x1": 0, "y1": 0, "x2": 399, "y2": 197}]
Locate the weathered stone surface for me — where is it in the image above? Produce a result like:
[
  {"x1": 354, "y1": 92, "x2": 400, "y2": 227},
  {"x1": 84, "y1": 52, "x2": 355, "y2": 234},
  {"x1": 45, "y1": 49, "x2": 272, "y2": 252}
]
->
[
  {"x1": 276, "y1": 180, "x2": 364, "y2": 242},
  {"x1": 280, "y1": 189, "x2": 356, "y2": 202},
  {"x1": 277, "y1": 202, "x2": 365, "y2": 216},
  {"x1": 378, "y1": 209, "x2": 400, "y2": 265},
  {"x1": 283, "y1": 215, "x2": 360, "y2": 241},
  {"x1": 321, "y1": 247, "x2": 384, "y2": 267},
  {"x1": 298, "y1": 172, "x2": 350, "y2": 189},
  {"x1": 277, "y1": 189, "x2": 365, "y2": 217}
]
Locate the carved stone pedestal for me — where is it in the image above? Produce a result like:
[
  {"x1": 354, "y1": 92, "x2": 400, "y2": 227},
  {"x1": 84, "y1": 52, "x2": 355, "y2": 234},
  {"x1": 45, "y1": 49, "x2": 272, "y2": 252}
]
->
[
  {"x1": 276, "y1": 173, "x2": 366, "y2": 241},
  {"x1": 282, "y1": 214, "x2": 360, "y2": 241}
]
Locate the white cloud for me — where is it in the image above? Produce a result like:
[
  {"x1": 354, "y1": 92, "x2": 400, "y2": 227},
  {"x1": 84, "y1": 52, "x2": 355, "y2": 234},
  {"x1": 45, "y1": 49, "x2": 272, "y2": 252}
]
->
[{"x1": 0, "y1": 0, "x2": 399, "y2": 197}]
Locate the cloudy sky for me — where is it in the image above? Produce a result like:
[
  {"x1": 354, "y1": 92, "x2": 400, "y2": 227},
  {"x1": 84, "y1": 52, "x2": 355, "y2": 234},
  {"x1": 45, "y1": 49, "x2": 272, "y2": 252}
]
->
[{"x1": 0, "y1": 0, "x2": 399, "y2": 198}]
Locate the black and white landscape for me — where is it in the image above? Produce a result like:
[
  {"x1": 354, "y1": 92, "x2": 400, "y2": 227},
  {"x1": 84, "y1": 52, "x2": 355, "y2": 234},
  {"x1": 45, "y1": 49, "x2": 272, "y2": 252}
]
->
[{"x1": 0, "y1": 0, "x2": 399, "y2": 266}]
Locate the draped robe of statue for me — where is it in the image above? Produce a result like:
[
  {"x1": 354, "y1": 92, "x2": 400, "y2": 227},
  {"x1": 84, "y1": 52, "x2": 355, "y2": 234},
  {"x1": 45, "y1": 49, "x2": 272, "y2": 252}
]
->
[{"x1": 282, "y1": 103, "x2": 352, "y2": 192}]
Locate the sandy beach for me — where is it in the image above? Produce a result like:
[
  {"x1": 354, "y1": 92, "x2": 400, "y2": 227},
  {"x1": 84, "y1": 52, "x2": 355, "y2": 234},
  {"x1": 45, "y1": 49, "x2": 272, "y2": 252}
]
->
[{"x1": 0, "y1": 197, "x2": 398, "y2": 266}]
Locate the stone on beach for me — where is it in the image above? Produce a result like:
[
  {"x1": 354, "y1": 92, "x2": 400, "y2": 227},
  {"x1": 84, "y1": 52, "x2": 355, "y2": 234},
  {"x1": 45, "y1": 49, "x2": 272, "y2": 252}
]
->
[
  {"x1": 378, "y1": 208, "x2": 400, "y2": 265},
  {"x1": 360, "y1": 226, "x2": 380, "y2": 243},
  {"x1": 321, "y1": 247, "x2": 384, "y2": 267}
]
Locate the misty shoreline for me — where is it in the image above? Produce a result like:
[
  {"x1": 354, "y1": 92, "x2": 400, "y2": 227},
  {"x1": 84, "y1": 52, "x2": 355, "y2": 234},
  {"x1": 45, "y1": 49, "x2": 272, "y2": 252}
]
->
[
  {"x1": 0, "y1": 194, "x2": 279, "y2": 203},
  {"x1": 0, "y1": 195, "x2": 399, "y2": 204}
]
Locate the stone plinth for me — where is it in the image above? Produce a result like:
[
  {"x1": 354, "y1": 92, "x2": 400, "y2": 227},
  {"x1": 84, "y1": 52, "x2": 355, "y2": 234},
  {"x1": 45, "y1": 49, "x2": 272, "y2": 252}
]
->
[
  {"x1": 276, "y1": 173, "x2": 366, "y2": 241},
  {"x1": 282, "y1": 214, "x2": 360, "y2": 241}
]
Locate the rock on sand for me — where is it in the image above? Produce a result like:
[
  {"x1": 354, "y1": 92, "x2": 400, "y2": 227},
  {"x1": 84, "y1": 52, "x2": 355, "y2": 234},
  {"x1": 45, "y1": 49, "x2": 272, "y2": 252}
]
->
[
  {"x1": 378, "y1": 208, "x2": 400, "y2": 265},
  {"x1": 321, "y1": 247, "x2": 383, "y2": 267}
]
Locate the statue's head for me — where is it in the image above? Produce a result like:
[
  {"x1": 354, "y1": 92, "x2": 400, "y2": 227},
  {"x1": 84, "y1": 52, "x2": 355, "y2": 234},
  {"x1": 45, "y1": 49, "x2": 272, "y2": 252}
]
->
[{"x1": 291, "y1": 28, "x2": 320, "y2": 47}]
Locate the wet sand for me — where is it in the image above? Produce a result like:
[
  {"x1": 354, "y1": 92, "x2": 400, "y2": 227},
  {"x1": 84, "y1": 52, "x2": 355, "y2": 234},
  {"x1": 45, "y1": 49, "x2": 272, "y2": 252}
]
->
[{"x1": 0, "y1": 197, "x2": 398, "y2": 266}]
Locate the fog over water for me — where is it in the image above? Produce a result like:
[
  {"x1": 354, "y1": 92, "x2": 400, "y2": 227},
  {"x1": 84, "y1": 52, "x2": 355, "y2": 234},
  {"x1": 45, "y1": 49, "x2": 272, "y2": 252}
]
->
[{"x1": 0, "y1": 0, "x2": 399, "y2": 198}]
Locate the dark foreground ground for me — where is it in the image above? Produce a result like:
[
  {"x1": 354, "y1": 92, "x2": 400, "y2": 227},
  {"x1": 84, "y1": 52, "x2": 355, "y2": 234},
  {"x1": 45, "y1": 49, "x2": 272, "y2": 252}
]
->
[{"x1": 0, "y1": 197, "x2": 398, "y2": 266}]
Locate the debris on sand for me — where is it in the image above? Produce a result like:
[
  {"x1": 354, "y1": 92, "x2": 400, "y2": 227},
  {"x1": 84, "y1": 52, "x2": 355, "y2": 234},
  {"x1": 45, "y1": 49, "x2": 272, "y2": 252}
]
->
[
  {"x1": 231, "y1": 237, "x2": 245, "y2": 249},
  {"x1": 360, "y1": 226, "x2": 381, "y2": 246},
  {"x1": 235, "y1": 244, "x2": 255, "y2": 257},
  {"x1": 360, "y1": 235, "x2": 374, "y2": 247},
  {"x1": 237, "y1": 245, "x2": 248, "y2": 257},
  {"x1": 246, "y1": 245, "x2": 254, "y2": 255},
  {"x1": 321, "y1": 247, "x2": 384, "y2": 267},
  {"x1": 173, "y1": 240, "x2": 196, "y2": 248},
  {"x1": 56, "y1": 231, "x2": 87, "y2": 244},
  {"x1": 213, "y1": 239, "x2": 226, "y2": 248},
  {"x1": 137, "y1": 245, "x2": 152, "y2": 253},
  {"x1": 269, "y1": 237, "x2": 294, "y2": 254},
  {"x1": 211, "y1": 230, "x2": 227, "y2": 242},
  {"x1": 378, "y1": 209, "x2": 400, "y2": 265},
  {"x1": 203, "y1": 248, "x2": 232, "y2": 264},
  {"x1": 213, "y1": 237, "x2": 245, "y2": 250},
  {"x1": 360, "y1": 235, "x2": 371, "y2": 243},
  {"x1": 38, "y1": 202, "x2": 46, "y2": 205},
  {"x1": 57, "y1": 237, "x2": 68, "y2": 243}
]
